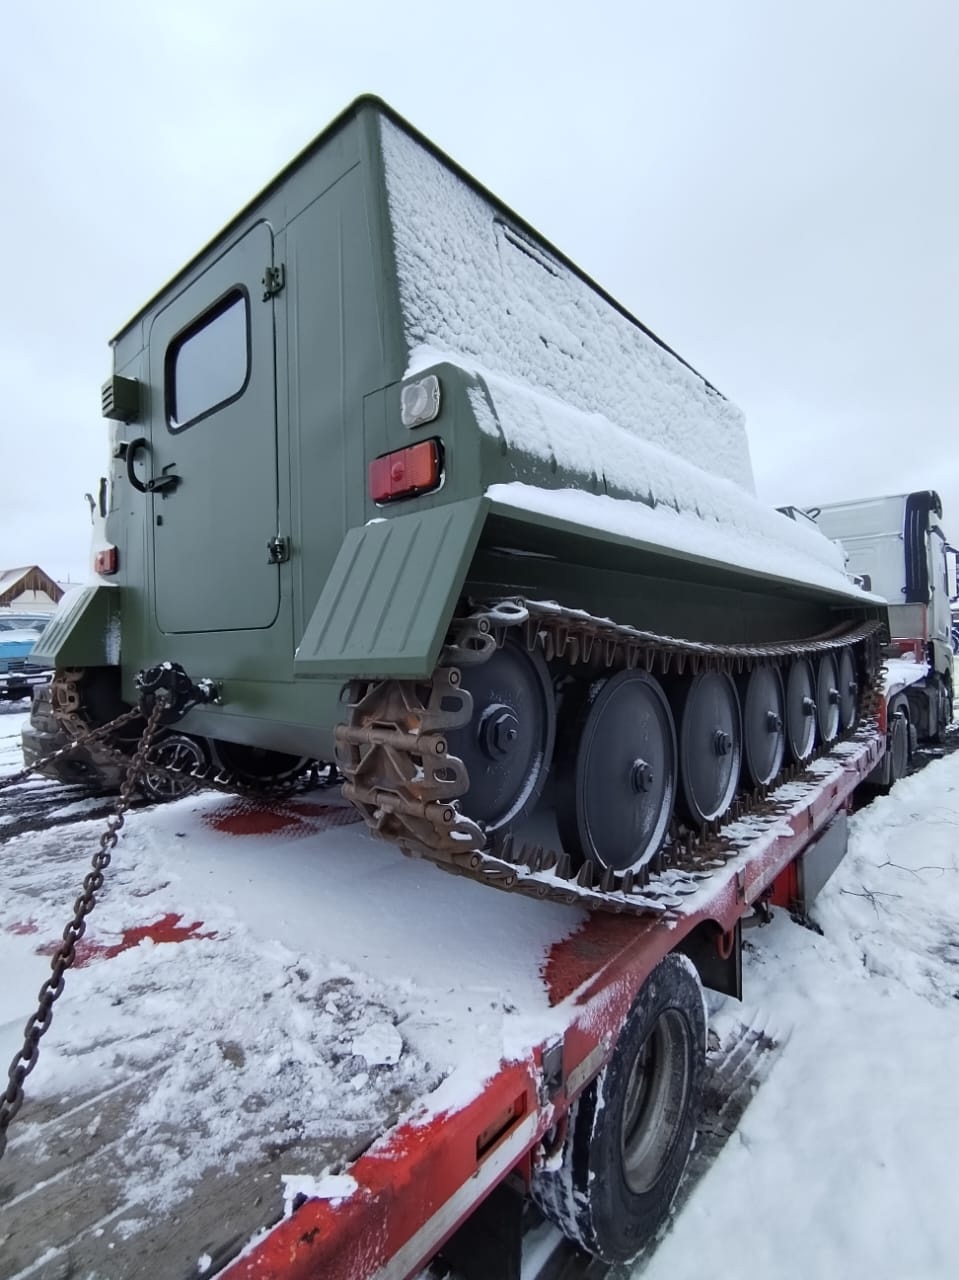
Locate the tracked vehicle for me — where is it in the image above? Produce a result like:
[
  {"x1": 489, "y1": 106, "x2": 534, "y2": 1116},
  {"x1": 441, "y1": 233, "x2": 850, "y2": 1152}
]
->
[{"x1": 33, "y1": 96, "x2": 884, "y2": 912}]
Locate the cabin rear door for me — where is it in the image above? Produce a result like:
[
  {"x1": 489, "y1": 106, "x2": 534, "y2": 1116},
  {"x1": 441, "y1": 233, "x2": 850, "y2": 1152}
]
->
[{"x1": 147, "y1": 221, "x2": 280, "y2": 634}]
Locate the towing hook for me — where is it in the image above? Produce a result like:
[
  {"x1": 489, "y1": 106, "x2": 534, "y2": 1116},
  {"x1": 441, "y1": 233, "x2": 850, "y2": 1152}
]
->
[{"x1": 135, "y1": 663, "x2": 220, "y2": 724}]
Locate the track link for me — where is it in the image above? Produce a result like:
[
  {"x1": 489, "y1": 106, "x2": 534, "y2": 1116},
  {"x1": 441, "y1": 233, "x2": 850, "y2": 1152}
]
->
[{"x1": 335, "y1": 599, "x2": 883, "y2": 916}]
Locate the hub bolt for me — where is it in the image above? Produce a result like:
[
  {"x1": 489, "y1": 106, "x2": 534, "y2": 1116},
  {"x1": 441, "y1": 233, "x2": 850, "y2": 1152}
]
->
[
  {"x1": 630, "y1": 759, "x2": 654, "y2": 793},
  {"x1": 713, "y1": 730, "x2": 732, "y2": 756},
  {"x1": 479, "y1": 704, "x2": 520, "y2": 760},
  {"x1": 766, "y1": 711, "x2": 783, "y2": 732}
]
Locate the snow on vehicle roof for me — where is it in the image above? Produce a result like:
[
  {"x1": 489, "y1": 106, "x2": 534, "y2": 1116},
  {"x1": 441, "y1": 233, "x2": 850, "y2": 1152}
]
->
[{"x1": 380, "y1": 119, "x2": 754, "y2": 492}]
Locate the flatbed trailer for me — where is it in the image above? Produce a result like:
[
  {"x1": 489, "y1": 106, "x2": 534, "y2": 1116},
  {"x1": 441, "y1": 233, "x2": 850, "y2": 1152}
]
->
[{"x1": 0, "y1": 723, "x2": 883, "y2": 1280}]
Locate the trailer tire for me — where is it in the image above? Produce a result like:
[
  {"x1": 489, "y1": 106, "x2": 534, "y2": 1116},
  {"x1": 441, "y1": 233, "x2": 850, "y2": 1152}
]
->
[
  {"x1": 887, "y1": 701, "x2": 909, "y2": 786},
  {"x1": 532, "y1": 953, "x2": 705, "y2": 1263}
]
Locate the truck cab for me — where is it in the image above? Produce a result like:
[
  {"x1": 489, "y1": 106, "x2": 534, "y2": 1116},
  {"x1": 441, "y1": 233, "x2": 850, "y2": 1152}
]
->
[{"x1": 809, "y1": 491, "x2": 956, "y2": 742}]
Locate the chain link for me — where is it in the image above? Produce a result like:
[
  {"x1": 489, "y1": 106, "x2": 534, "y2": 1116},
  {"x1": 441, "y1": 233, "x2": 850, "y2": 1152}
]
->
[
  {"x1": 0, "y1": 704, "x2": 142, "y2": 792},
  {"x1": 0, "y1": 695, "x2": 166, "y2": 1162}
]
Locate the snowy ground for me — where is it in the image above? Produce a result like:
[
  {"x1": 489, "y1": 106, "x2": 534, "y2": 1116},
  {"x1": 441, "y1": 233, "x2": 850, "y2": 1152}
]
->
[
  {"x1": 2, "y1": 703, "x2": 959, "y2": 1278},
  {"x1": 638, "y1": 752, "x2": 959, "y2": 1280}
]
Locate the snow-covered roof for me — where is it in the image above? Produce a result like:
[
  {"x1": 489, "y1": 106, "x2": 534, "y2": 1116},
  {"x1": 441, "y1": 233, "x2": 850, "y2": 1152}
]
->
[
  {"x1": 0, "y1": 565, "x2": 64, "y2": 608},
  {"x1": 381, "y1": 118, "x2": 753, "y2": 492}
]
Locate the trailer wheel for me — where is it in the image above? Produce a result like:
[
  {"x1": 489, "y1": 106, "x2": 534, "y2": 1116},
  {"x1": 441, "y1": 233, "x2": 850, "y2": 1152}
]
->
[
  {"x1": 532, "y1": 953, "x2": 705, "y2": 1263},
  {"x1": 885, "y1": 700, "x2": 909, "y2": 789}
]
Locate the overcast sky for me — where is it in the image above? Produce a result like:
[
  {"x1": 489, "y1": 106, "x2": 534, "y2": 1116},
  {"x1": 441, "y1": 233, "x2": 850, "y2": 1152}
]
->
[{"x1": 1, "y1": 0, "x2": 956, "y2": 582}]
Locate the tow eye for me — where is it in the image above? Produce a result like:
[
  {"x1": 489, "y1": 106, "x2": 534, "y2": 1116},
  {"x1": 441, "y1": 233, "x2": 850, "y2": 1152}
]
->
[{"x1": 135, "y1": 663, "x2": 219, "y2": 724}]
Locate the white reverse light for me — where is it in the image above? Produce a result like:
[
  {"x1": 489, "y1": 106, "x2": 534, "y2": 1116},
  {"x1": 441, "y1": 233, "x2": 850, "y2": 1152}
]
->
[{"x1": 400, "y1": 374, "x2": 441, "y2": 428}]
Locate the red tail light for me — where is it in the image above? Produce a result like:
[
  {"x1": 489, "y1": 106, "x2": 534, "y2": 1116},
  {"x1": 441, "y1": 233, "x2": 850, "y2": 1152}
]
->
[
  {"x1": 94, "y1": 546, "x2": 118, "y2": 576},
  {"x1": 369, "y1": 440, "x2": 442, "y2": 503}
]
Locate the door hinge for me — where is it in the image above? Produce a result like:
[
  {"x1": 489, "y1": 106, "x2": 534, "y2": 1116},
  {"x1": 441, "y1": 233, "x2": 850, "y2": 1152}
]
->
[
  {"x1": 267, "y1": 535, "x2": 290, "y2": 565},
  {"x1": 262, "y1": 263, "x2": 286, "y2": 300}
]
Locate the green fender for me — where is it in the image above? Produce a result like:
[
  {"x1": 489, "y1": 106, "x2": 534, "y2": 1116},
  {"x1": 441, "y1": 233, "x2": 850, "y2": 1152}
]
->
[
  {"x1": 294, "y1": 497, "x2": 489, "y2": 679},
  {"x1": 30, "y1": 585, "x2": 121, "y2": 669}
]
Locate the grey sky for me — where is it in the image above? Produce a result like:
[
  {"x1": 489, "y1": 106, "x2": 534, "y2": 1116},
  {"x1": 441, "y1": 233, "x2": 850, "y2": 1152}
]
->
[{"x1": 1, "y1": 0, "x2": 956, "y2": 581}]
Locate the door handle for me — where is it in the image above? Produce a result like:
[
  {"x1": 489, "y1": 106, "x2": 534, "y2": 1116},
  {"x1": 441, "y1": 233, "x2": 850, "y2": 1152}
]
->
[
  {"x1": 126, "y1": 437, "x2": 151, "y2": 493},
  {"x1": 125, "y1": 438, "x2": 181, "y2": 496}
]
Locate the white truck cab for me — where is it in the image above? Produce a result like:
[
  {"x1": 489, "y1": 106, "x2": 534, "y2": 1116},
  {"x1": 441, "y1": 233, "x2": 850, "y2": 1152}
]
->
[{"x1": 809, "y1": 491, "x2": 956, "y2": 747}]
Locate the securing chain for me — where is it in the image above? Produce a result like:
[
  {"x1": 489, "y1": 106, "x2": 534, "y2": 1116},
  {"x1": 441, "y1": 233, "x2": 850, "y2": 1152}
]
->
[
  {"x1": 0, "y1": 694, "x2": 167, "y2": 1162},
  {"x1": 0, "y1": 704, "x2": 142, "y2": 793}
]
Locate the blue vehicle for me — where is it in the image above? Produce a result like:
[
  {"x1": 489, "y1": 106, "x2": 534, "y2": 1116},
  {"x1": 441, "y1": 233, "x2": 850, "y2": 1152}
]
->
[{"x1": 0, "y1": 614, "x2": 53, "y2": 702}]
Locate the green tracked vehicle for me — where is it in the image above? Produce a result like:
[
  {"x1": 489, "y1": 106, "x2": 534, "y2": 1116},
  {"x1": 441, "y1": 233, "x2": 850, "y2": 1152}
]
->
[{"x1": 33, "y1": 96, "x2": 884, "y2": 911}]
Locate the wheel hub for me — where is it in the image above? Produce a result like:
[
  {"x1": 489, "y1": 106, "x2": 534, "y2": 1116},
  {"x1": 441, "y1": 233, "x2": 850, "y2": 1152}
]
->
[{"x1": 478, "y1": 704, "x2": 521, "y2": 760}]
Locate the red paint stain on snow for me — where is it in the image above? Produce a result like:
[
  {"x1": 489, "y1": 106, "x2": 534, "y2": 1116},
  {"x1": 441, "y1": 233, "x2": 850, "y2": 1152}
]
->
[
  {"x1": 36, "y1": 912, "x2": 217, "y2": 969},
  {"x1": 205, "y1": 799, "x2": 362, "y2": 837},
  {"x1": 6, "y1": 920, "x2": 40, "y2": 936}
]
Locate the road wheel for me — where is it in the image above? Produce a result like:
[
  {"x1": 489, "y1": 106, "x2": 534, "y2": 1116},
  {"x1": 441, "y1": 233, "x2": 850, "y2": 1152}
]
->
[
  {"x1": 739, "y1": 665, "x2": 785, "y2": 788},
  {"x1": 785, "y1": 658, "x2": 817, "y2": 763},
  {"x1": 556, "y1": 670, "x2": 676, "y2": 875},
  {"x1": 532, "y1": 953, "x2": 706, "y2": 1263},
  {"x1": 445, "y1": 641, "x2": 556, "y2": 833},
  {"x1": 671, "y1": 671, "x2": 742, "y2": 827}
]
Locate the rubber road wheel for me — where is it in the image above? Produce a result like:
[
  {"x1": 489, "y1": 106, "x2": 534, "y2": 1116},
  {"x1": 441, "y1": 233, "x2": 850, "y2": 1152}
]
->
[
  {"x1": 445, "y1": 641, "x2": 556, "y2": 833},
  {"x1": 532, "y1": 953, "x2": 706, "y2": 1263},
  {"x1": 739, "y1": 666, "x2": 785, "y2": 787},
  {"x1": 837, "y1": 647, "x2": 858, "y2": 733},
  {"x1": 673, "y1": 671, "x2": 742, "y2": 825},
  {"x1": 815, "y1": 653, "x2": 841, "y2": 746},
  {"x1": 785, "y1": 659, "x2": 817, "y2": 763},
  {"x1": 557, "y1": 670, "x2": 676, "y2": 874}
]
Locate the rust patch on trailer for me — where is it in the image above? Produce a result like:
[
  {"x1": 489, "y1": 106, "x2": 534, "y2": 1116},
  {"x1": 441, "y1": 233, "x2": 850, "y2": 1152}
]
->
[
  {"x1": 543, "y1": 915, "x2": 657, "y2": 1004},
  {"x1": 35, "y1": 911, "x2": 216, "y2": 968}
]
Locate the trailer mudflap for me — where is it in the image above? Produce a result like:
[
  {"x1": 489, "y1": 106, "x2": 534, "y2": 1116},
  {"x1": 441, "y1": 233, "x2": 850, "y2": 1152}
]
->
[
  {"x1": 295, "y1": 498, "x2": 489, "y2": 679},
  {"x1": 29, "y1": 584, "x2": 121, "y2": 668}
]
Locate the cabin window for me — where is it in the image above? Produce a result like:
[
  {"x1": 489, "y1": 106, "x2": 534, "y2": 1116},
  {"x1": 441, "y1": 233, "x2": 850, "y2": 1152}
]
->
[{"x1": 166, "y1": 290, "x2": 250, "y2": 430}]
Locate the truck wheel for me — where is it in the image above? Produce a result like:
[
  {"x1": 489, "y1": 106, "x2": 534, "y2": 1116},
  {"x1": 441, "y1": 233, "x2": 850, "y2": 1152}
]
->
[
  {"x1": 930, "y1": 676, "x2": 952, "y2": 744},
  {"x1": 532, "y1": 953, "x2": 705, "y2": 1263},
  {"x1": 886, "y1": 702, "x2": 909, "y2": 787}
]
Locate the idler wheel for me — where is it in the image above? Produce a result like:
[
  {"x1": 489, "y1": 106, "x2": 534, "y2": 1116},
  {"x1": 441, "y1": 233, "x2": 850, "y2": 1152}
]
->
[
  {"x1": 557, "y1": 670, "x2": 676, "y2": 875},
  {"x1": 138, "y1": 733, "x2": 208, "y2": 802},
  {"x1": 785, "y1": 658, "x2": 817, "y2": 763},
  {"x1": 816, "y1": 653, "x2": 841, "y2": 745},
  {"x1": 671, "y1": 671, "x2": 742, "y2": 826},
  {"x1": 837, "y1": 647, "x2": 859, "y2": 732},
  {"x1": 445, "y1": 641, "x2": 555, "y2": 833},
  {"x1": 738, "y1": 665, "x2": 785, "y2": 788}
]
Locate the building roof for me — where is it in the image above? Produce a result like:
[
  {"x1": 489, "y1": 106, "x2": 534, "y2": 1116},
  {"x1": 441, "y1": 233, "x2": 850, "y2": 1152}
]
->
[{"x1": 0, "y1": 566, "x2": 64, "y2": 607}]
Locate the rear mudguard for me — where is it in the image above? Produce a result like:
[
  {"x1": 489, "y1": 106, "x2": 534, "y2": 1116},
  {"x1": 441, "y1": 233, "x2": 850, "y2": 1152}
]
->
[
  {"x1": 29, "y1": 585, "x2": 121, "y2": 669},
  {"x1": 295, "y1": 497, "x2": 489, "y2": 680}
]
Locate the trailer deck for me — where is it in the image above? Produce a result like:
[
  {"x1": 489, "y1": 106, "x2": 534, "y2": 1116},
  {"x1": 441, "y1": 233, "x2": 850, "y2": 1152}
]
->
[{"x1": 0, "y1": 727, "x2": 883, "y2": 1280}]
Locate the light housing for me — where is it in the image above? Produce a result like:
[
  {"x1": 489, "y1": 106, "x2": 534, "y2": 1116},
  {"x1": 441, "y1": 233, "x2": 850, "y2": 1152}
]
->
[
  {"x1": 400, "y1": 374, "x2": 441, "y2": 428},
  {"x1": 369, "y1": 440, "x2": 441, "y2": 504},
  {"x1": 94, "y1": 546, "x2": 118, "y2": 576}
]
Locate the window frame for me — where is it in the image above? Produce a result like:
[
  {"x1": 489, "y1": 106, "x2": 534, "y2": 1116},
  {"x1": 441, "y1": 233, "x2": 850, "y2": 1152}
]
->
[{"x1": 164, "y1": 285, "x2": 252, "y2": 433}]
